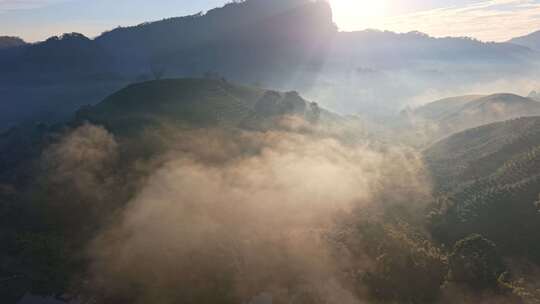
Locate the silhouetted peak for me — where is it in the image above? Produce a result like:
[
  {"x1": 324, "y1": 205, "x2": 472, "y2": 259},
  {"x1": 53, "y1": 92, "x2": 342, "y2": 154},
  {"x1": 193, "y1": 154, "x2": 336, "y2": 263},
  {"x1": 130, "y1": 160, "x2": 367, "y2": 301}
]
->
[
  {"x1": 510, "y1": 30, "x2": 540, "y2": 41},
  {"x1": 208, "y1": 0, "x2": 321, "y2": 16},
  {"x1": 98, "y1": 0, "x2": 334, "y2": 40},
  {"x1": 0, "y1": 36, "x2": 26, "y2": 49},
  {"x1": 509, "y1": 29, "x2": 540, "y2": 51},
  {"x1": 46, "y1": 32, "x2": 90, "y2": 43},
  {"x1": 479, "y1": 93, "x2": 532, "y2": 102}
]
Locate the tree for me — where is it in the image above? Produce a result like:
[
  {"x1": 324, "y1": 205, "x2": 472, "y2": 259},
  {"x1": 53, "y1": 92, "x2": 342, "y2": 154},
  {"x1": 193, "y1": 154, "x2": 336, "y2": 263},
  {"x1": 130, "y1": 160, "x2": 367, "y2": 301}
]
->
[
  {"x1": 334, "y1": 219, "x2": 448, "y2": 303},
  {"x1": 362, "y1": 224, "x2": 448, "y2": 303},
  {"x1": 448, "y1": 234, "x2": 505, "y2": 290}
]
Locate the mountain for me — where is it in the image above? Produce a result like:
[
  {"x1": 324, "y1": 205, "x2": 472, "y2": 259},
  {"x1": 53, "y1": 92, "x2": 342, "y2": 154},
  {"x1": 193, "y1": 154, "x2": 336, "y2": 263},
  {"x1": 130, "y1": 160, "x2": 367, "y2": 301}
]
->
[
  {"x1": 0, "y1": 78, "x2": 334, "y2": 185},
  {"x1": 0, "y1": 78, "x2": 357, "y2": 198},
  {"x1": 407, "y1": 93, "x2": 540, "y2": 139},
  {"x1": 0, "y1": 36, "x2": 25, "y2": 49},
  {"x1": 95, "y1": 0, "x2": 336, "y2": 80},
  {"x1": 439, "y1": 94, "x2": 540, "y2": 130},
  {"x1": 331, "y1": 30, "x2": 533, "y2": 69},
  {"x1": 0, "y1": 78, "x2": 344, "y2": 303},
  {"x1": 425, "y1": 117, "x2": 540, "y2": 262},
  {"x1": 425, "y1": 116, "x2": 540, "y2": 187},
  {"x1": 0, "y1": 0, "x2": 335, "y2": 85},
  {"x1": 75, "y1": 78, "x2": 326, "y2": 134},
  {"x1": 0, "y1": 0, "x2": 335, "y2": 131},
  {"x1": 510, "y1": 30, "x2": 540, "y2": 51},
  {"x1": 409, "y1": 95, "x2": 485, "y2": 122},
  {"x1": 0, "y1": 32, "x2": 127, "y2": 131},
  {"x1": 1, "y1": 0, "x2": 539, "y2": 131}
]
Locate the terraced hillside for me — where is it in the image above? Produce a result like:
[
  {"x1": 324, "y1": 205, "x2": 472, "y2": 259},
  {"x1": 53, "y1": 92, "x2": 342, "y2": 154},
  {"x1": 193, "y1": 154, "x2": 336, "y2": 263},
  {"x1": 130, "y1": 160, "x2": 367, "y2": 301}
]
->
[
  {"x1": 409, "y1": 94, "x2": 540, "y2": 140},
  {"x1": 424, "y1": 117, "x2": 540, "y2": 261}
]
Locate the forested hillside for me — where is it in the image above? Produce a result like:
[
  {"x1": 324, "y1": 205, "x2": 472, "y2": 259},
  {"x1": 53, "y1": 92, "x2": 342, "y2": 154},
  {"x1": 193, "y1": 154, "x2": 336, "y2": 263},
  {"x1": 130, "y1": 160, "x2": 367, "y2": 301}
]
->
[
  {"x1": 425, "y1": 117, "x2": 540, "y2": 270},
  {"x1": 1, "y1": 79, "x2": 538, "y2": 303}
]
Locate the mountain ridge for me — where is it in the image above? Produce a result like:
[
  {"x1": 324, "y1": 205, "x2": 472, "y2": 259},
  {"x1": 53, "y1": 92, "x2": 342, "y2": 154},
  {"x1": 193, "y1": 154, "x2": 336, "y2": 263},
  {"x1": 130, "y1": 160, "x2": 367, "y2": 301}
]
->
[
  {"x1": 425, "y1": 117, "x2": 540, "y2": 262},
  {"x1": 509, "y1": 30, "x2": 540, "y2": 51},
  {"x1": 0, "y1": 77, "x2": 335, "y2": 190},
  {"x1": 1, "y1": 0, "x2": 539, "y2": 132},
  {"x1": 0, "y1": 36, "x2": 26, "y2": 49},
  {"x1": 407, "y1": 93, "x2": 540, "y2": 140}
]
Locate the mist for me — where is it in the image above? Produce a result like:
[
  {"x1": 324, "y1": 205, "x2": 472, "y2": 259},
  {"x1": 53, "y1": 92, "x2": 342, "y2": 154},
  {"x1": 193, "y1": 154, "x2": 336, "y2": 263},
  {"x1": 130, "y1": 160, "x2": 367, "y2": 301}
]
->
[
  {"x1": 30, "y1": 117, "x2": 437, "y2": 303},
  {"x1": 3, "y1": 1, "x2": 540, "y2": 303}
]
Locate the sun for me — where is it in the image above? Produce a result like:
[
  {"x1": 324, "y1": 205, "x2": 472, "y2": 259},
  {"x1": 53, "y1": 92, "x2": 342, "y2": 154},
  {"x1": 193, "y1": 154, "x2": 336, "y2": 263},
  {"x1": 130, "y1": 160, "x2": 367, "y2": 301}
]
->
[{"x1": 330, "y1": 0, "x2": 388, "y2": 31}]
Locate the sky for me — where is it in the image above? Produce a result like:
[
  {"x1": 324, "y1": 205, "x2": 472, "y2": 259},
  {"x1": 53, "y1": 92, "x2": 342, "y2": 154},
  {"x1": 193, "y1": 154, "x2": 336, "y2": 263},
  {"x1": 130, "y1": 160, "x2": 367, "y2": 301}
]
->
[{"x1": 1, "y1": 0, "x2": 539, "y2": 42}]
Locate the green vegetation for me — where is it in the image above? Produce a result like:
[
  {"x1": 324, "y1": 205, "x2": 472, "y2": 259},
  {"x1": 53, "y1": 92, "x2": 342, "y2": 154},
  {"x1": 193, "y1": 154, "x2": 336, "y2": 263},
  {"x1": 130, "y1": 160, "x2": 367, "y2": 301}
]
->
[
  {"x1": 425, "y1": 117, "x2": 540, "y2": 302},
  {"x1": 2, "y1": 80, "x2": 540, "y2": 303},
  {"x1": 75, "y1": 78, "x2": 325, "y2": 135},
  {"x1": 448, "y1": 234, "x2": 505, "y2": 289},
  {"x1": 334, "y1": 218, "x2": 448, "y2": 303}
]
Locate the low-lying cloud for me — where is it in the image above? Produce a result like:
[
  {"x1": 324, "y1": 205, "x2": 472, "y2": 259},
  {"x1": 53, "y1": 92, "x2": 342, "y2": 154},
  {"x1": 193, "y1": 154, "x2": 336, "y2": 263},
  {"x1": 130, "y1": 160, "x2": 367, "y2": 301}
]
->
[
  {"x1": 382, "y1": 0, "x2": 540, "y2": 42},
  {"x1": 37, "y1": 119, "x2": 433, "y2": 303}
]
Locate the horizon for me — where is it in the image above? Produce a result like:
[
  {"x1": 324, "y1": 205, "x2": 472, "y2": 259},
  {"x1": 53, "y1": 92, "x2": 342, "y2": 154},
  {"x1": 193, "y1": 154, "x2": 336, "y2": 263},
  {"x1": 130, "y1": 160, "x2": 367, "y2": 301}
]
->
[
  {"x1": 3, "y1": 0, "x2": 540, "y2": 303},
  {"x1": 1, "y1": 0, "x2": 540, "y2": 43}
]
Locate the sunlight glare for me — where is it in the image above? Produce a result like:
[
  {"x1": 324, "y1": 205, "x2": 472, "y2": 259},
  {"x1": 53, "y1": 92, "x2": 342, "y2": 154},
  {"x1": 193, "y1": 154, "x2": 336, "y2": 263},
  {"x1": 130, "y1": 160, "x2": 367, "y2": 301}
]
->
[{"x1": 330, "y1": 0, "x2": 388, "y2": 31}]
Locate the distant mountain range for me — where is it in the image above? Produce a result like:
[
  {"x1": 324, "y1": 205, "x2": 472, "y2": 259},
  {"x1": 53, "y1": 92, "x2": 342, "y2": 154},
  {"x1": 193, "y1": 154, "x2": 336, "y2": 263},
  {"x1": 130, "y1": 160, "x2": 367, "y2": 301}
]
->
[
  {"x1": 0, "y1": 36, "x2": 25, "y2": 49},
  {"x1": 510, "y1": 30, "x2": 540, "y2": 52},
  {"x1": 1, "y1": 0, "x2": 540, "y2": 131}
]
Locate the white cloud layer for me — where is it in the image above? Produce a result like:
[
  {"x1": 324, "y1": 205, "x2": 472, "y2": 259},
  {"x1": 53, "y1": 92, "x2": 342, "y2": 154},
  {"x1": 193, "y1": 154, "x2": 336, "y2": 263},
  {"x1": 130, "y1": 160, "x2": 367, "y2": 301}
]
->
[
  {"x1": 0, "y1": 0, "x2": 68, "y2": 11},
  {"x1": 379, "y1": 0, "x2": 540, "y2": 41}
]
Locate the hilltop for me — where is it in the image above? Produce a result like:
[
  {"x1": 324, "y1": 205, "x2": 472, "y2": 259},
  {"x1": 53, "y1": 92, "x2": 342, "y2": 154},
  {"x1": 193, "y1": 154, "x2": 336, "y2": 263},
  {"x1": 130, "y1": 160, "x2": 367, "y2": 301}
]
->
[
  {"x1": 0, "y1": 36, "x2": 26, "y2": 49},
  {"x1": 75, "y1": 78, "x2": 326, "y2": 134},
  {"x1": 407, "y1": 93, "x2": 540, "y2": 140},
  {"x1": 0, "y1": 78, "x2": 333, "y2": 187},
  {"x1": 1, "y1": 0, "x2": 539, "y2": 130},
  {"x1": 509, "y1": 30, "x2": 540, "y2": 51}
]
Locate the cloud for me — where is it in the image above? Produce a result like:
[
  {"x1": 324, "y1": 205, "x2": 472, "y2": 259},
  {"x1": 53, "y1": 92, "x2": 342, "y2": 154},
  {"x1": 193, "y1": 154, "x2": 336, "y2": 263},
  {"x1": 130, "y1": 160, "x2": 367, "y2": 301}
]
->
[
  {"x1": 47, "y1": 121, "x2": 431, "y2": 303},
  {"x1": 0, "y1": 0, "x2": 70, "y2": 11},
  {"x1": 381, "y1": 0, "x2": 540, "y2": 41}
]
